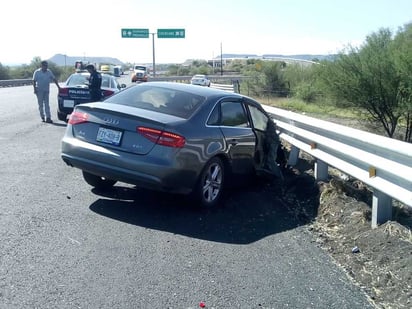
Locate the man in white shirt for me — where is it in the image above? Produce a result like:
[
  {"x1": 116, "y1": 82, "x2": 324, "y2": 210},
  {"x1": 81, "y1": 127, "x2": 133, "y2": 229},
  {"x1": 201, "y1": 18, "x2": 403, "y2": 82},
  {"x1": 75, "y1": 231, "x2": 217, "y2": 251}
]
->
[{"x1": 32, "y1": 61, "x2": 60, "y2": 123}]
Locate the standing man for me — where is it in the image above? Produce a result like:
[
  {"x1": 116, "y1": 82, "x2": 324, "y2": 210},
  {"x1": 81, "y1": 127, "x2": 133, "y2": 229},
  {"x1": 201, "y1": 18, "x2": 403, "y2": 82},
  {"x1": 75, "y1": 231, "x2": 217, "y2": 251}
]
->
[
  {"x1": 85, "y1": 64, "x2": 102, "y2": 101},
  {"x1": 33, "y1": 60, "x2": 60, "y2": 123}
]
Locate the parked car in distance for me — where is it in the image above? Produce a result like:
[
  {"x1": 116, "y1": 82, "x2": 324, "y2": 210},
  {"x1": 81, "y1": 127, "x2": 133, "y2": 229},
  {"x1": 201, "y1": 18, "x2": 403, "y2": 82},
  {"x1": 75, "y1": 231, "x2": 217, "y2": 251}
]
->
[
  {"x1": 61, "y1": 82, "x2": 284, "y2": 208},
  {"x1": 131, "y1": 65, "x2": 149, "y2": 83},
  {"x1": 57, "y1": 71, "x2": 126, "y2": 121},
  {"x1": 191, "y1": 74, "x2": 211, "y2": 87}
]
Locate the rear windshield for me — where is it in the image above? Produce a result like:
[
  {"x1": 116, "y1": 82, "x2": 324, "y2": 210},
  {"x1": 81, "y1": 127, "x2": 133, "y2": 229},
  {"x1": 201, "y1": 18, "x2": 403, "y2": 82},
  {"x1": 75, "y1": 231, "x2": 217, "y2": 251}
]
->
[
  {"x1": 66, "y1": 74, "x2": 89, "y2": 86},
  {"x1": 67, "y1": 74, "x2": 113, "y2": 88},
  {"x1": 105, "y1": 84, "x2": 206, "y2": 119}
]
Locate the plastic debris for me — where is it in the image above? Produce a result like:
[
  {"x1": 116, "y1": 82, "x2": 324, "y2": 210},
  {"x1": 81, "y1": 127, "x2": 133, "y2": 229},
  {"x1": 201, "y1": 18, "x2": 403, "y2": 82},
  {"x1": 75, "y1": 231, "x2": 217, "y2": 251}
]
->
[
  {"x1": 352, "y1": 246, "x2": 360, "y2": 253},
  {"x1": 199, "y1": 301, "x2": 206, "y2": 308}
]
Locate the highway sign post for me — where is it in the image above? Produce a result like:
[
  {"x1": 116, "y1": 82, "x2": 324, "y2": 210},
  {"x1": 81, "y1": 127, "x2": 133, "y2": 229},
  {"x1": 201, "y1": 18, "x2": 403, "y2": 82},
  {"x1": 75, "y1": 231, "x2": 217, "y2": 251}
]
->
[
  {"x1": 121, "y1": 28, "x2": 185, "y2": 77},
  {"x1": 157, "y1": 29, "x2": 185, "y2": 38},
  {"x1": 121, "y1": 28, "x2": 149, "y2": 38}
]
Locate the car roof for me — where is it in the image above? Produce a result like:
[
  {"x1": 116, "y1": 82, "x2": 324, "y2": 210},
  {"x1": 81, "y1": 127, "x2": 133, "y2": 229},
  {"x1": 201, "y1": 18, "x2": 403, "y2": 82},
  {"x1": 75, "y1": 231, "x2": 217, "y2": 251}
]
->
[
  {"x1": 72, "y1": 70, "x2": 113, "y2": 76},
  {"x1": 66, "y1": 71, "x2": 118, "y2": 88},
  {"x1": 130, "y1": 82, "x2": 248, "y2": 103},
  {"x1": 70, "y1": 71, "x2": 114, "y2": 78},
  {"x1": 141, "y1": 81, "x2": 230, "y2": 93}
]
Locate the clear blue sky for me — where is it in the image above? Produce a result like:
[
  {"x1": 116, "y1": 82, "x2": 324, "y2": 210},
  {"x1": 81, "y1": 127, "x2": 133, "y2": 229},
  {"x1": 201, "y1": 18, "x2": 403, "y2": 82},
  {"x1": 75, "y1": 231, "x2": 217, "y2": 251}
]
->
[{"x1": 1, "y1": 0, "x2": 411, "y2": 65}]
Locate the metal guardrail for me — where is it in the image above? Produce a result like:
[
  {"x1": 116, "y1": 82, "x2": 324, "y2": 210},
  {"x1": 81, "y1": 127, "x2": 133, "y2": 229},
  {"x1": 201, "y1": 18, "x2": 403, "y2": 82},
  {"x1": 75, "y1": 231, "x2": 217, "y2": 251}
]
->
[
  {"x1": 148, "y1": 76, "x2": 239, "y2": 92},
  {"x1": 210, "y1": 83, "x2": 237, "y2": 93},
  {"x1": 145, "y1": 76, "x2": 239, "y2": 92},
  {"x1": 263, "y1": 105, "x2": 412, "y2": 228},
  {"x1": 149, "y1": 75, "x2": 246, "y2": 83},
  {"x1": 0, "y1": 79, "x2": 33, "y2": 87},
  {"x1": 0, "y1": 75, "x2": 245, "y2": 88}
]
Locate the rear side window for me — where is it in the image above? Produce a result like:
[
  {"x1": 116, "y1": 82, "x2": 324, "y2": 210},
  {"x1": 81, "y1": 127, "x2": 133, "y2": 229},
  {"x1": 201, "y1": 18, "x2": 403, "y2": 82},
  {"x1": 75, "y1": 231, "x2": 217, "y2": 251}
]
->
[
  {"x1": 101, "y1": 76, "x2": 110, "y2": 88},
  {"x1": 111, "y1": 78, "x2": 118, "y2": 89},
  {"x1": 208, "y1": 101, "x2": 250, "y2": 127}
]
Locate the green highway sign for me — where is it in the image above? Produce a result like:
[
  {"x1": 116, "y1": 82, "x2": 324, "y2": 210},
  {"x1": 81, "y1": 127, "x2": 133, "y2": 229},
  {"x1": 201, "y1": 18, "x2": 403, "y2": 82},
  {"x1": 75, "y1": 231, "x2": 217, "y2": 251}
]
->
[
  {"x1": 121, "y1": 28, "x2": 149, "y2": 38},
  {"x1": 157, "y1": 28, "x2": 185, "y2": 38}
]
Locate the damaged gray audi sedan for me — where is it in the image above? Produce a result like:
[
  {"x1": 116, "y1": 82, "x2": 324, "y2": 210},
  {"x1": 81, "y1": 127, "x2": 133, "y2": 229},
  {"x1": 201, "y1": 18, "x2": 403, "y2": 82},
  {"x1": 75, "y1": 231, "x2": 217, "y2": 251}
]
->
[{"x1": 61, "y1": 82, "x2": 283, "y2": 208}]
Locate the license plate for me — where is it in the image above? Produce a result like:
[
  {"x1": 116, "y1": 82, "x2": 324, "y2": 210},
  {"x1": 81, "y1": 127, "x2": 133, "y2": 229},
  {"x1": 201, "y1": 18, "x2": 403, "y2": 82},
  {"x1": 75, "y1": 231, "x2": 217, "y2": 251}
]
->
[
  {"x1": 96, "y1": 127, "x2": 122, "y2": 146},
  {"x1": 63, "y1": 100, "x2": 75, "y2": 108}
]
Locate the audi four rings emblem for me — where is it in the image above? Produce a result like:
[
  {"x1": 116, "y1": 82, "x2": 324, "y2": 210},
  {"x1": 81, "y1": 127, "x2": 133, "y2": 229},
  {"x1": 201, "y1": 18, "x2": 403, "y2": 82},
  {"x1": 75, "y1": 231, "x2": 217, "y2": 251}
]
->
[{"x1": 104, "y1": 118, "x2": 119, "y2": 125}]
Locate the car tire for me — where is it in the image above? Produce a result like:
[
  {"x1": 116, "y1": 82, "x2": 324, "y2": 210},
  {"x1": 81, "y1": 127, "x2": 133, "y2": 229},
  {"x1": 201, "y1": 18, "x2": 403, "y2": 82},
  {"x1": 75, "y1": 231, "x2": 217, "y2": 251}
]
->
[
  {"x1": 193, "y1": 157, "x2": 225, "y2": 208},
  {"x1": 82, "y1": 171, "x2": 117, "y2": 190},
  {"x1": 57, "y1": 111, "x2": 67, "y2": 122}
]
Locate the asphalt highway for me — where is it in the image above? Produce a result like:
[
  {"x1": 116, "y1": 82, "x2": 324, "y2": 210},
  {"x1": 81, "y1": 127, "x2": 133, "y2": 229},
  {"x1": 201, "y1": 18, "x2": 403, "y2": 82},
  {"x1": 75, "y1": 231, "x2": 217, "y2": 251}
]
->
[{"x1": 0, "y1": 84, "x2": 374, "y2": 308}]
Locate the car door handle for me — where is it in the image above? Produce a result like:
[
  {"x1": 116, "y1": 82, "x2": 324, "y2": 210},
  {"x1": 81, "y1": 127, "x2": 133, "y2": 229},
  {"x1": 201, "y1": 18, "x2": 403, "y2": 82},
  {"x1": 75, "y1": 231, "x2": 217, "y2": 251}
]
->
[{"x1": 228, "y1": 139, "x2": 238, "y2": 145}]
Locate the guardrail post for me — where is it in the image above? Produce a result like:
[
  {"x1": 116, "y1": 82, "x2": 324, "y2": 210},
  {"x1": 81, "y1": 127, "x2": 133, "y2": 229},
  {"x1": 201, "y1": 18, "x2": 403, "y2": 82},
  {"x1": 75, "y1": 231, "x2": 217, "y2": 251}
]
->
[
  {"x1": 232, "y1": 79, "x2": 240, "y2": 93},
  {"x1": 287, "y1": 145, "x2": 300, "y2": 166},
  {"x1": 314, "y1": 160, "x2": 329, "y2": 181},
  {"x1": 371, "y1": 190, "x2": 392, "y2": 228}
]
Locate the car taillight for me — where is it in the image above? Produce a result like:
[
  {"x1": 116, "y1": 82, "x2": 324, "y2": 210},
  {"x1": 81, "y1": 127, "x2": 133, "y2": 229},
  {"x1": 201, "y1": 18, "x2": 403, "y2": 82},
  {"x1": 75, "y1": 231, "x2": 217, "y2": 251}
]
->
[
  {"x1": 102, "y1": 89, "x2": 115, "y2": 97},
  {"x1": 68, "y1": 111, "x2": 89, "y2": 125},
  {"x1": 137, "y1": 127, "x2": 185, "y2": 148},
  {"x1": 58, "y1": 87, "x2": 69, "y2": 97}
]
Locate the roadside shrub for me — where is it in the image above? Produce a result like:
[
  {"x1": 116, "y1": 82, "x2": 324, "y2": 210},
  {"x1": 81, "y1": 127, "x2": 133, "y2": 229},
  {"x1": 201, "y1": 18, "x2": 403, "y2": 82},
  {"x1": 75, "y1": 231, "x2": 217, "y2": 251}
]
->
[{"x1": 294, "y1": 83, "x2": 318, "y2": 102}]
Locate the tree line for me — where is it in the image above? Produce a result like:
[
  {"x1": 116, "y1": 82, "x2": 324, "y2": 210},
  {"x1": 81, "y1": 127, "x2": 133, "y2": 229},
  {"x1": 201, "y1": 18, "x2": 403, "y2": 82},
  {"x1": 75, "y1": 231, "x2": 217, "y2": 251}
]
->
[
  {"x1": 317, "y1": 23, "x2": 412, "y2": 142},
  {"x1": 0, "y1": 56, "x2": 73, "y2": 82},
  {"x1": 230, "y1": 23, "x2": 411, "y2": 142}
]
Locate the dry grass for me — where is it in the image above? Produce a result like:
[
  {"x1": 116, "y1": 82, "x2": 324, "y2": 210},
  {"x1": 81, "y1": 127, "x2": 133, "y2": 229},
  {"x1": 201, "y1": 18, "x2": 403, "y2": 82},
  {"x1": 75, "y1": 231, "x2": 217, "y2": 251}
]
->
[
  {"x1": 282, "y1": 148, "x2": 412, "y2": 309},
  {"x1": 255, "y1": 96, "x2": 361, "y2": 119}
]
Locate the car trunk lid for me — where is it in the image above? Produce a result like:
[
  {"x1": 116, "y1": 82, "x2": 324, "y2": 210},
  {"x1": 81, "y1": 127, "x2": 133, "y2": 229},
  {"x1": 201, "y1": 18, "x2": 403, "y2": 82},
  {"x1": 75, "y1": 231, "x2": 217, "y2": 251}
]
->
[{"x1": 69, "y1": 103, "x2": 185, "y2": 155}]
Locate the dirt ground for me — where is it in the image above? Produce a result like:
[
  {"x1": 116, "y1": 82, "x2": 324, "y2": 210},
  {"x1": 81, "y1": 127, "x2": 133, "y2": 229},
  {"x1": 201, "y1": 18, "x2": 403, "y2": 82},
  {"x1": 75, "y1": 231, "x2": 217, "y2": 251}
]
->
[{"x1": 278, "y1": 118, "x2": 412, "y2": 309}]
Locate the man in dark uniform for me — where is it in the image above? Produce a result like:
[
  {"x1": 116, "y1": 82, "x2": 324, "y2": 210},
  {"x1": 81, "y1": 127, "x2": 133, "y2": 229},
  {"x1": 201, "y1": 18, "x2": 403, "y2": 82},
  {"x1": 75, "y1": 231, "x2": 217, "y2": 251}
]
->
[{"x1": 85, "y1": 64, "x2": 102, "y2": 101}]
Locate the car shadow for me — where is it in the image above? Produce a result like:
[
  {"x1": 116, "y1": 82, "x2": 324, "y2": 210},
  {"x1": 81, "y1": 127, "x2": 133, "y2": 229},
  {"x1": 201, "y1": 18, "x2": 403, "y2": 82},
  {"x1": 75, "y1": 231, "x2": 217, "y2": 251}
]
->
[{"x1": 89, "y1": 172, "x2": 319, "y2": 244}]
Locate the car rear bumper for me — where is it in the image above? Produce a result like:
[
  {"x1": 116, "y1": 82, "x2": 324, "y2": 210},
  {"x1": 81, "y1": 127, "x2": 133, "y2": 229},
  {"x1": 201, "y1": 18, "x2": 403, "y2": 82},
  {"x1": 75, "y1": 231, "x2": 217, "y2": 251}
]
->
[
  {"x1": 61, "y1": 137, "x2": 197, "y2": 194},
  {"x1": 57, "y1": 98, "x2": 90, "y2": 114},
  {"x1": 132, "y1": 78, "x2": 148, "y2": 82}
]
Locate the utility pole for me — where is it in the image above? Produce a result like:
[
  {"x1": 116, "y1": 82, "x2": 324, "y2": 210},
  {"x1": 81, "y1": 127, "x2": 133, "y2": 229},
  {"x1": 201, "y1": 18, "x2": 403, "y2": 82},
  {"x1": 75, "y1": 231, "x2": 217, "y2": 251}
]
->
[
  {"x1": 151, "y1": 33, "x2": 156, "y2": 77},
  {"x1": 220, "y1": 42, "x2": 223, "y2": 76}
]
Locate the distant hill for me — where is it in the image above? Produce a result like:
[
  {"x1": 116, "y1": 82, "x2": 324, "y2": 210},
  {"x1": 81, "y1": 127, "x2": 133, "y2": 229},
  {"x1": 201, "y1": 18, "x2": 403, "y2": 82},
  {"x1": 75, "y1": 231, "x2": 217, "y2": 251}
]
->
[{"x1": 48, "y1": 54, "x2": 124, "y2": 67}]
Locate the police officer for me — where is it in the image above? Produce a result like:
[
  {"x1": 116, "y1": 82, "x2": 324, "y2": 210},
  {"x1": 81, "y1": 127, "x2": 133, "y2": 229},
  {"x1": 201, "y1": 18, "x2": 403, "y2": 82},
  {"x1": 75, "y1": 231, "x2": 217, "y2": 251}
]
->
[{"x1": 85, "y1": 64, "x2": 102, "y2": 101}]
